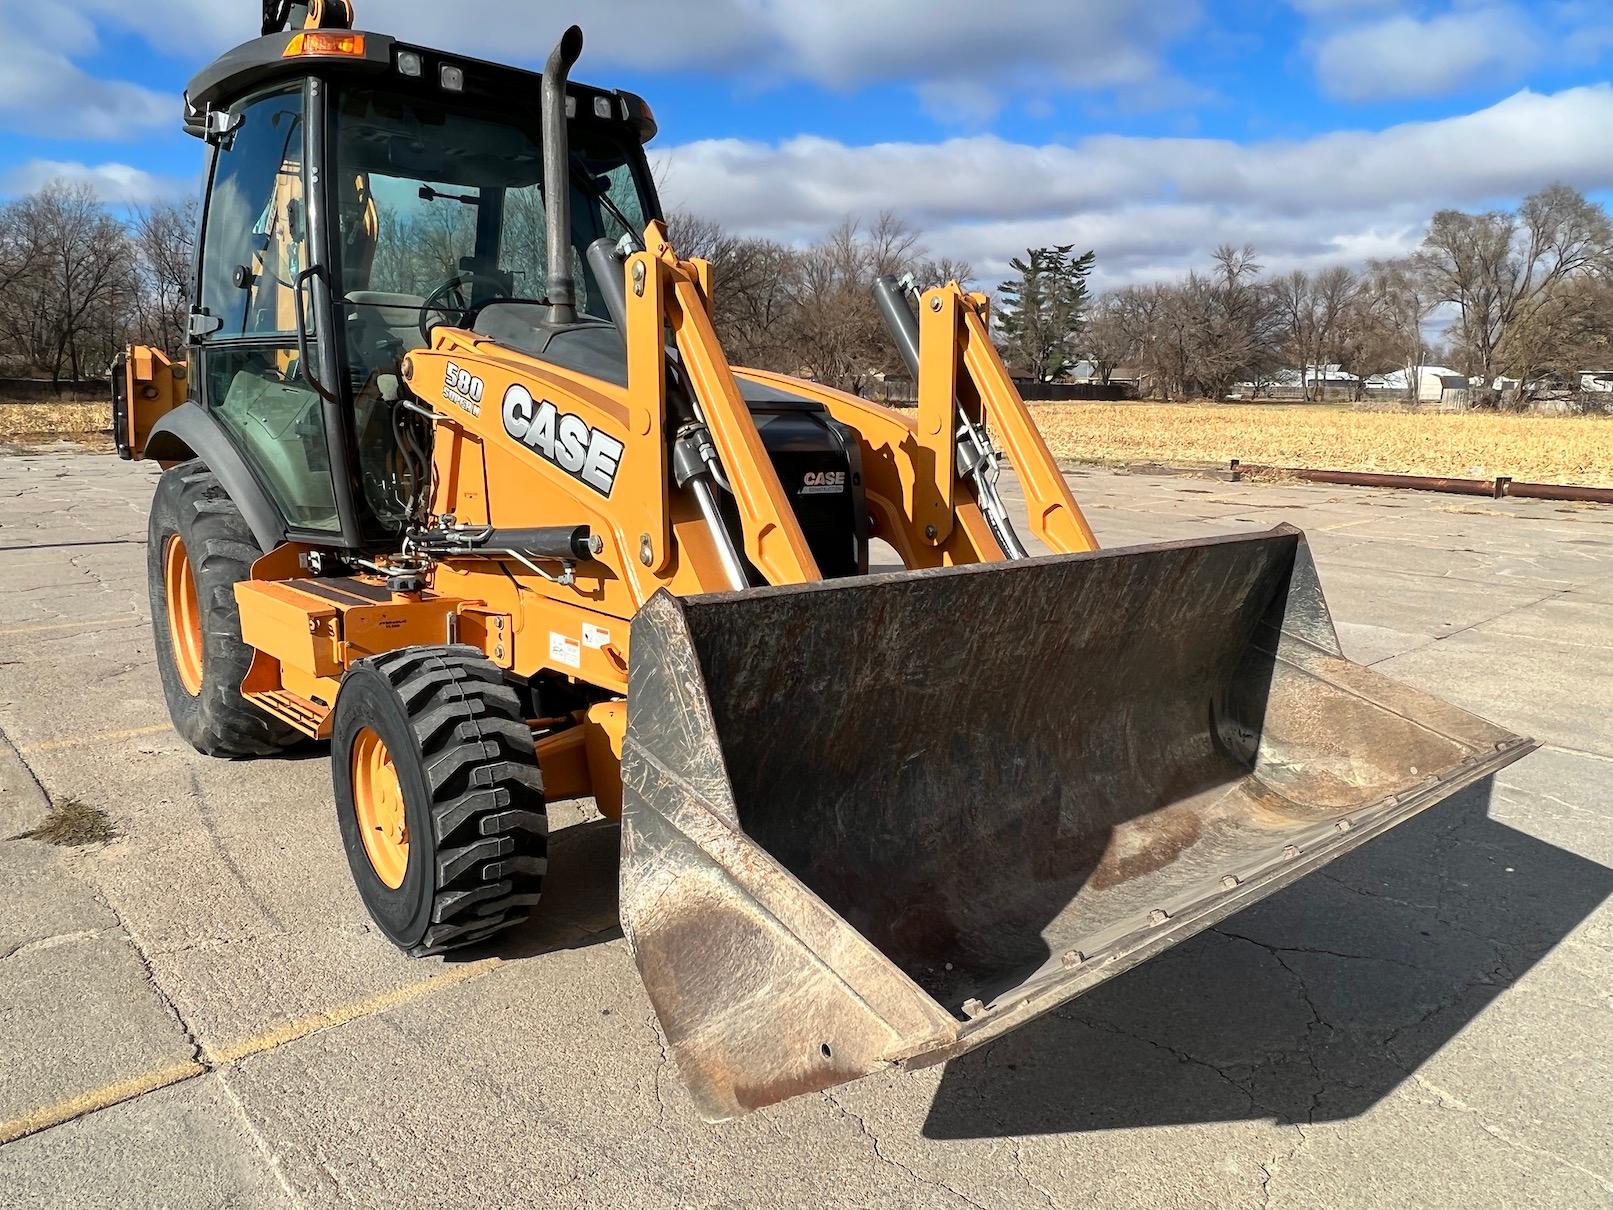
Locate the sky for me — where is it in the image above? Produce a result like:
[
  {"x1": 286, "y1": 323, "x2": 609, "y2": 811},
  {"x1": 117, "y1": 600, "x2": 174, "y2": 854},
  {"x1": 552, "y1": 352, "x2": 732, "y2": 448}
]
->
[{"x1": 3, "y1": 0, "x2": 1612, "y2": 291}]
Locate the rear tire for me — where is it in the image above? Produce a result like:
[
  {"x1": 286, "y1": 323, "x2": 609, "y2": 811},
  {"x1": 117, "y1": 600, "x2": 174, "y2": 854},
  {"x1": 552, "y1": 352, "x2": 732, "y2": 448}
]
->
[
  {"x1": 148, "y1": 460, "x2": 300, "y2": 758},
  {"x1": 331, "y1": 646, "x2": 548, "y2": 957}
]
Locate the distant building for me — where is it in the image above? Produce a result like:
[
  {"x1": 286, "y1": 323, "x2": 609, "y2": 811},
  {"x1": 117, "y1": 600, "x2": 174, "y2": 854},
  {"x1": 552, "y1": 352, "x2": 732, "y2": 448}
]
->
[
  {"x1": 1579, "y1": 370, "x2": 1613, "y2": 393},
  {"x1": 1379, "y1": 366, "x2": 1468, "y2": 402},
  {"x1": 1303, "y1": 364, "x2": 1360, "y2": 388}
]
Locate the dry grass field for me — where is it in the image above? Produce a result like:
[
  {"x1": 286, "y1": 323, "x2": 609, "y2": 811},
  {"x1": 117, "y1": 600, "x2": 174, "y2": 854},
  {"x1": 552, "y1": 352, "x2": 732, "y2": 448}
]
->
[
  {"x1": 1035, "y1": 401, "x2": 1613, "y2": 485},
  {"x1": 7, "y1": 397, "x2": 1613, "y2": 486},
  {"x1": 0, "y1": 401, "x2": 111, "y2": 448}
]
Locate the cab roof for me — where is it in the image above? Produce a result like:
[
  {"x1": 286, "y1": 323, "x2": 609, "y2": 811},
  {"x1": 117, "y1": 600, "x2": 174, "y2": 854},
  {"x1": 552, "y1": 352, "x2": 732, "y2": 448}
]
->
[{"x1": 184, "y1": 30, "x2": 656, "y2": 144}]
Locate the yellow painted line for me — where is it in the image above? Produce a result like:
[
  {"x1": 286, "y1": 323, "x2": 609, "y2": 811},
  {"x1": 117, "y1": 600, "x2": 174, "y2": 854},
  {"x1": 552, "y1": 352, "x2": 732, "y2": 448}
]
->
[
  {"x1": 18, "y1": 725, "x2": 174, "y2": 756},
  {"x1": 1320, "y1": 517, "x2": 1380, "y2": 533},
  {"x1": 0, "y1": 960, "x2": 504, "y2": 1147},
  {"x1": 0, "y1": 1060, "x2": 207, "y2": 1146},
  {"x1": 206, "y1": 959, "x2": 502, "y2": 1066},
  {"x1": 0, "y1": 616, "x2": 147, "y2": 638}
]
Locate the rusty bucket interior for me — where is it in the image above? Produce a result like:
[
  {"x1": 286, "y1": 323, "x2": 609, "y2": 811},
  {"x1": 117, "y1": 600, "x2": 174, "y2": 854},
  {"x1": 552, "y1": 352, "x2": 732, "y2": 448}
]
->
[{"x1": 619, "y1": 526, "x2": 1533, "y2": 1119}]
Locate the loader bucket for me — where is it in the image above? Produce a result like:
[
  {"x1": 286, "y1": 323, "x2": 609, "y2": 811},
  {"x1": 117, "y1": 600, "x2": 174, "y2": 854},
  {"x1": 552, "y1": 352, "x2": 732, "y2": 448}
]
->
[{"x1": 618, "y1": 525, "x2": 1534, "y2": 1120}]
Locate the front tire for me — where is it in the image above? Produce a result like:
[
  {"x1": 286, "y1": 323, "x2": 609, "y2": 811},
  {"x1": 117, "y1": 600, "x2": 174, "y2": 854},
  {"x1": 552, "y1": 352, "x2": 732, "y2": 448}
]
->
[
  {"x1": 147, "y1": 460, "x2": 300, "y2": 757},
  {"x1": 332, "y1": 647, "x2": 548, "y2": 957}
]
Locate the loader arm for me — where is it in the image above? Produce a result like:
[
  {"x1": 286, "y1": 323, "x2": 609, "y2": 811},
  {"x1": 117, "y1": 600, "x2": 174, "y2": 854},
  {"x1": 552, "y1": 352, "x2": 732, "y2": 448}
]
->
[{"x1": 632, "y1": 225, "x2": 822, "y2": 586}]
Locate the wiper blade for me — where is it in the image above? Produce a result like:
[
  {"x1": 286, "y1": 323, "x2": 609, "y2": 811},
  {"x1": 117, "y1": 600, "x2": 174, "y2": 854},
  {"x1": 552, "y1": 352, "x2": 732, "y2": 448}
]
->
[
  {"x1": 568, "y1": 155, "x2": 641, "y2": 250},
  {"x1": 419, "y1": 185, "x2": 479, "y2": 207}
]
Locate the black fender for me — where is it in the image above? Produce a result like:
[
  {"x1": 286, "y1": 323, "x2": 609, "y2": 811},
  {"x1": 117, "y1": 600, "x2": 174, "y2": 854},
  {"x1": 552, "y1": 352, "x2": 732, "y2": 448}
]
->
[{"x1": 146, "y1": 403, "x2": 287, "y2": 553}]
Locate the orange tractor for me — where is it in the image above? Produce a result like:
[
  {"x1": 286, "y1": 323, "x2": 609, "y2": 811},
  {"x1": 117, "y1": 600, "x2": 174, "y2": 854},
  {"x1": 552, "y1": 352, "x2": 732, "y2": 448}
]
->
[{"x1": 114, "y1": 0, "x2": 1533, "y2": 1119}]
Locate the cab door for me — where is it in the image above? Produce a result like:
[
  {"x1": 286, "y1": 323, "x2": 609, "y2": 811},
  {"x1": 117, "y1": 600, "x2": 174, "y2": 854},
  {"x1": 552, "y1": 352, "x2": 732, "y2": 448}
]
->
[{"x1": 192, "y1": 83, "x2": 345, "y2": 538}]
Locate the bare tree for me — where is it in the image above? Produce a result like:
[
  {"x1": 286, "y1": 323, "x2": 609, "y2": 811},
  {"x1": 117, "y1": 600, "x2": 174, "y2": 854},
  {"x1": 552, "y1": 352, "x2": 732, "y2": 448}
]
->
[
  {"x1": 1420, "y1": 184, "x2": 1613, "y2": 391},
  {"x1": 1311, "y1": 266, "x2": 1363, "y2": 399},
  {"x1": 664, "y1": 210, "x2": 725, "y2": 261},
  {"x1": 0, "y1": 198, "x2": 45, "y2": 375},
  {"x1": 0, "y1": 197, "x2": 45, "y2": 303},
  {"x1": 788, "y1": 213, "x2": 929, "y2": 393},
  {"x1": 0, "y1": 181, "x2": 135, "y2": 389},
  {"x1": 1500, "y1": 272, "x2": 1613, "y2": 401},
  {"x1": 1159, "y1": 245, "x2": 1280, "y2": 400},
  {"x1": 666, "y1": 210, "x2": 804, "y2": 370},
  {"x1": 1363, "y1": 258, "x2": 1438, "y2": 403},
  {"x1": 129, "y1": 198, "x2": 198, "y2": 352},
  {"x1": 1272, "y1": 270, "x2": 1319, "y2": 399},
  {"x1": 1083, "y1": 292, "x2": 1132, "y2": 386},
  {"x1": 912, "y1": 255, "x2": 974, "y2": 292},
  {"x1": 1101, "y1": 284, "x2": 1170, "y2": 397}
]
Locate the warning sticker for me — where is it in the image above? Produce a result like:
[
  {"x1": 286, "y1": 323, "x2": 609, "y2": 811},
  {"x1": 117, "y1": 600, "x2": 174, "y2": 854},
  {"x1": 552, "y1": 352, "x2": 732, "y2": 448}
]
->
[
  {"x1": 548, "y1": 632, "x2": 582, "y2": 670},
  {"x1": 582, "y1": 623, "x2": 612, "y2": 650}
]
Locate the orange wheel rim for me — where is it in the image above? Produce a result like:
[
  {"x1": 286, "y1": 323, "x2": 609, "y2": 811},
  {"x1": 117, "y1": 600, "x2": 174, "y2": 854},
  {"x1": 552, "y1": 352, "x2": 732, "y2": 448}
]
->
[
  {"x1": 163, "y1": 535, "x2": 205, "y2": 697},
  {"x1": 351, "y1": 728, "x2": 410, "y2": 889}
]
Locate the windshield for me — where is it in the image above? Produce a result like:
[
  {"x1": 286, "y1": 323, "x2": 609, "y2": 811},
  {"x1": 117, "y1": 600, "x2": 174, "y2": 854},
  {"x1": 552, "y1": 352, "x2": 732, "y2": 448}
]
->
[
  {"x1": 330, "y1": 85, "x2": 653, "y2": 531},
  {"x1": 332, "y1": 86, "x2": 651, "y2": 340}
]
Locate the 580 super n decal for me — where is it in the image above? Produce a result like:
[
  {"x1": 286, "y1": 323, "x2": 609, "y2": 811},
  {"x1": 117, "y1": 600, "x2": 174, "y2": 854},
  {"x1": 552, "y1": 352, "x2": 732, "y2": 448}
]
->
[{"x1": 502, "y1": 384, "x2": 624, "y2": 496}]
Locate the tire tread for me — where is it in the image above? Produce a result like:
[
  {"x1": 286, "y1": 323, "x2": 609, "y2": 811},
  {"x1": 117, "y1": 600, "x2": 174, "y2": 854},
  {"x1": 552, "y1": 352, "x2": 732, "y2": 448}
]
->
[
  {"x1": 364, "y1": 647, "x2": 547, "y2": 957},
  {"x1": 149, "y1": 461, "x2": 298, "y2": 758}
]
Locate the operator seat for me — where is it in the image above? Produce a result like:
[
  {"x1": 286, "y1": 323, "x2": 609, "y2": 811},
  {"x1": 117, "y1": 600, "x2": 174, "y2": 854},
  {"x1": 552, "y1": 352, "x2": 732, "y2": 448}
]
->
[{"x1": 346, "y1": 291, "x2": 428, "y2": 373}]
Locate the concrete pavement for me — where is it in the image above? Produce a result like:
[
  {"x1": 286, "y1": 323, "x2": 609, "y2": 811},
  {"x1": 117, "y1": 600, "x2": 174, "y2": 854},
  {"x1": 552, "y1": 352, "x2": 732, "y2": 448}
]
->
[{"x1": 0, "y1": 449, "x2": 1609, "y2": 1208}]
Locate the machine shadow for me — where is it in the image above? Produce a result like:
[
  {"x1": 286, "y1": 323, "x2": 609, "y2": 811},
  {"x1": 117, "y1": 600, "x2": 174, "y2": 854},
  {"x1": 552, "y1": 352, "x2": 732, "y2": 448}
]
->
[
  {"x1": 920, "y1": 776, "x2": 1613, "y2": 1139},
  {"x1": 454, "y1": 816, "x2": 625, "y2": 961}
]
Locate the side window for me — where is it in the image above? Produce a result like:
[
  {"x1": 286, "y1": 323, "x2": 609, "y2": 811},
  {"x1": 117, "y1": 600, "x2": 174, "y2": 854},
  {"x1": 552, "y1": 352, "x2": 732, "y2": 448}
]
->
[
  {"x1": 200, "y1": 88, "x2": 308, "y2": 339},
  {"x1": 204, "y1": 349, "x2": 337, "y2": 531},
  {"x1": 197, "y1": 86, "x2": 339, "y2": 534}
]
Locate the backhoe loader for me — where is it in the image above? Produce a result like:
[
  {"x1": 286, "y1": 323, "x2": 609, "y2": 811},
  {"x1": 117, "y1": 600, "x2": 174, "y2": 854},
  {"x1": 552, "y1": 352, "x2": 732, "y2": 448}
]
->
[{"x1": 113, "y1": 0, "x2": 1534, "y2": 1120}]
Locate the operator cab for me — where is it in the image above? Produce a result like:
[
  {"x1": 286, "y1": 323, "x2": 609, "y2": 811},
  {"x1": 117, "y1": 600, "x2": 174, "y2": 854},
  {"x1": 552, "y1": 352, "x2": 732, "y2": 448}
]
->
[{"x1": 183, "y1": 21, "x2": 660, "y2": 545}]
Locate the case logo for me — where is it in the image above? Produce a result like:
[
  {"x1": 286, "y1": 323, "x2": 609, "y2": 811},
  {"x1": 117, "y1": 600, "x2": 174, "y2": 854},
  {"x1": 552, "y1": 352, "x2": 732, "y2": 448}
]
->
[
  {"x1": 800, "y1": 470, "x2": 846, "y2": 495},
  {"x1": 501, "y1": 384, "x2": 624, "y2": 496}
]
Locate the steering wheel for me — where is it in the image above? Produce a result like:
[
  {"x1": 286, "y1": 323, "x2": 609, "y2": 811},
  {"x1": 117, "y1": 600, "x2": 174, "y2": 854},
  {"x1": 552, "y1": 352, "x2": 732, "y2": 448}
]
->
[{"x1": 419, "y1": 273, "x2": 476, "y2": 345}]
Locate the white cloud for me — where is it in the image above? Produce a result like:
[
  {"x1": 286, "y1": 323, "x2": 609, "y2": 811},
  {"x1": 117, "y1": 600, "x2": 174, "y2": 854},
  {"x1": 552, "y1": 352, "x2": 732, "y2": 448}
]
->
[
  {"x1": 0, "y1": 159, "x2": 190, "y2": 205},
  {"x1": 57, "y1": 0, "x2": 1200, "y2": 122},
  {"x1": 1310, "y1": 6, "x2": 1540, "y2": 101},
  {"x1": 657, "y1": 85, "x2": 1613, "y2": 289},
  {"x1": 0, "y1": 43, "x2": 171, "y2": 139}
]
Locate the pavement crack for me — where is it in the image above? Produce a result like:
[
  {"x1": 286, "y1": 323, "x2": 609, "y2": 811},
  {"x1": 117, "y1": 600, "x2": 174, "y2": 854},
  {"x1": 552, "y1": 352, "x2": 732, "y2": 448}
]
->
[
  {"x1": 825, "y1": 1091, "x2": 988, "y2": 1208},
  {"x1": 1367, "y1": 584, "x2": 1579, "y2": 667},
  {"x1": 1063, "y1": 1013, "x2": 1272, "y2": 1118},
  {"x1": 1212, "y1": 930, "x2": 1336, "y2": 1125},
  {"x1": 1213, "y1": 927, "x2": 1424, "y2": 973},
  {"x1": 100, "y1": 894, "x2": 209, "y2": 1071},
  {"x1": 215, "y1": 1069, "x2": 305, "y2": 1209},
  {"x1": 148, "y1": 925, "x2": 372, "y2": 960},
  {"x1": 1316, "y1": 869, "x2": 1514, "y2": 964},
  {"x1": 0, "y1": 538, "x2": 146, "y2": 553},
  {"x1": 1396, "y1": 1067, "x2": 1613, "y2": 1194},
  {"x1": 187, "y1": 769, "x2": 287, "y2": 933},
  {"x1": 1258, "y1": 1124, "x2": 1312, "y2": 1210},
  {"x1": 0, "y1": 719, "x2": 53, "y2": 812},
  {"x1": 0, "y1": 927, "x2": 118, "y2": 963},
  {"x1": 644, "y1": 1009, "x2": 672, "y2": 1130},
  {"x1": 1011, "y1": 1137, "x2": 1058, "y2": 1208}
]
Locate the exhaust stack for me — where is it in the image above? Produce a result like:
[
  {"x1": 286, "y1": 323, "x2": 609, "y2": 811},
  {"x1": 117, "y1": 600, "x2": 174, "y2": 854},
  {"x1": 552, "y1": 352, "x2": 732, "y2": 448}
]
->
[{"x1": 542, "y1": 25, "x2": 584, "y2": 324}]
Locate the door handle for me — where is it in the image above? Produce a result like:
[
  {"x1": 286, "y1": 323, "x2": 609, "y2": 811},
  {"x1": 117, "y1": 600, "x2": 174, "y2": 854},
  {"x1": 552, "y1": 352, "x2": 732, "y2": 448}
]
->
[{"x1": 293, "y1": 265, "x2": 341, "y2": 403}]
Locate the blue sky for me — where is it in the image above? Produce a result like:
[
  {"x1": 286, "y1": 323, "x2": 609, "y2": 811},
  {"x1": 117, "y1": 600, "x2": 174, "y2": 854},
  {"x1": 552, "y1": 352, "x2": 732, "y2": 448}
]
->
[{"x1": 5, "y1": 1, "x2": 1612, "y2": 287}]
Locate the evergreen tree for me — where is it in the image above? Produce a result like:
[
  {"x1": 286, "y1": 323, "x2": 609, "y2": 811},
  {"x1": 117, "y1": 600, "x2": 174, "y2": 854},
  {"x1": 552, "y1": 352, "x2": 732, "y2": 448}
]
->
[{"x1": 996, "y1": 244, "x2": 1095, "y2": 382}]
